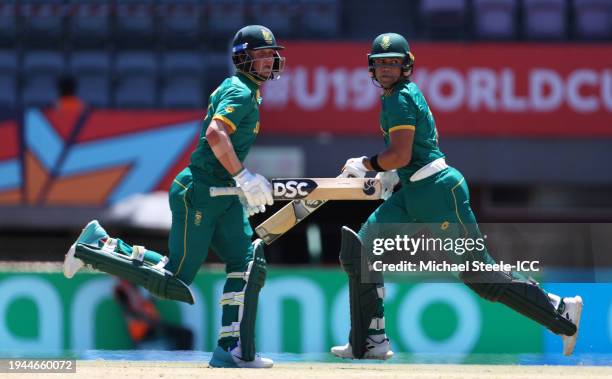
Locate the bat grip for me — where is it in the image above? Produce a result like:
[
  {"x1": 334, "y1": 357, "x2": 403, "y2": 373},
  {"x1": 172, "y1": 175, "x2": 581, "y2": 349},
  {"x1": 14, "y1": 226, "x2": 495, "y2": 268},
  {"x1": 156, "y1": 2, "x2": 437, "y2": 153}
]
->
[{"x1": 209, "y1": 187, "x2": 243, "y2": 197}]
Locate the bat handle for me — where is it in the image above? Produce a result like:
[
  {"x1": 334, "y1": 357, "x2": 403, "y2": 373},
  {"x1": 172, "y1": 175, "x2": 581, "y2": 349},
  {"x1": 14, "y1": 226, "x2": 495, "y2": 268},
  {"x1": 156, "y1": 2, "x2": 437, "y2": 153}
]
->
[{"x1": 209, "y1": 187, "x2": 243, "y2": 197}]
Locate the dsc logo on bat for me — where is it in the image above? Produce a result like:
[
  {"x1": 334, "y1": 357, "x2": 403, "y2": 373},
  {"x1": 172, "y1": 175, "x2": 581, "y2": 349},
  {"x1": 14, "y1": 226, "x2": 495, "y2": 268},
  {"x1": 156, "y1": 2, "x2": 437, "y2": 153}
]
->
[{"x1": 273, "y1": 179, "x2": 317, "y2": 199}]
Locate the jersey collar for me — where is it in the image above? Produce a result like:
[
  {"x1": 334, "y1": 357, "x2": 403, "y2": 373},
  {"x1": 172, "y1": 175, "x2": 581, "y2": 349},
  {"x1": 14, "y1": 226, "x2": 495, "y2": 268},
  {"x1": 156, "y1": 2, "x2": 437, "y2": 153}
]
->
[
  {"x1": 237, "y1": 72, "x2": 263, "y2": 90},
  {"x1": 381, "y1": 79, "x2": 410, "y2": 97}
]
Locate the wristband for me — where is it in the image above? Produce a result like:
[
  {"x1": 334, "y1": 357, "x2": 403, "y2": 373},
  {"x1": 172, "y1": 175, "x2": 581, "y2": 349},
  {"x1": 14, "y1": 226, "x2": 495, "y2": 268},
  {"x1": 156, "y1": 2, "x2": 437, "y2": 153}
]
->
[
  {"x1": 232, "y1": 167, "x2": 246, "y2": 178},
  {"x1": 369, "y1": 155, "x2": 385, "y2": 172}
]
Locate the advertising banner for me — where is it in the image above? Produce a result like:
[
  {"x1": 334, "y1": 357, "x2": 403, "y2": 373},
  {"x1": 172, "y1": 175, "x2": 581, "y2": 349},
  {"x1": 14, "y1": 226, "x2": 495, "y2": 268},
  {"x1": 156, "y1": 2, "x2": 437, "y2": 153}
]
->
[
  {"x1": 0, "y1": 268, "x2": 543, "y2": 356},
  {"x1": 260, "y1": 43, "x2": 612, "y2": 137}
]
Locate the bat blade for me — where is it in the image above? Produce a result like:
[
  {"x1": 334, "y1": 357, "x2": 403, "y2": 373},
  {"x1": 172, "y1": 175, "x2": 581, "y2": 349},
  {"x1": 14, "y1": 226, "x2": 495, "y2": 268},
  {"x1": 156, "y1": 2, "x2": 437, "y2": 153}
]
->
[
  {"x1": 255, "y1": 199, "x2": 327, "y2": 244},
  {"x1": 270, "y1": 178, "x2": 381, "y2": 200},
  {"x1": 211, "y1": 178, "x2": 382, "y2": 201}
]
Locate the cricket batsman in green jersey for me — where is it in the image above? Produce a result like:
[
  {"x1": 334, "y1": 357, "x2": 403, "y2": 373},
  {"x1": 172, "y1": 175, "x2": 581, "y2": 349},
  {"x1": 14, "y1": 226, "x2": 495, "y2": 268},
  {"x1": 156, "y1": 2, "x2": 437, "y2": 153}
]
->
[
  {"x1": 63, "y1": 25, "x2": 286, "y2": 368},
  {"x1": 331, "y1": 33, "x2": 583, "y2": 360}
]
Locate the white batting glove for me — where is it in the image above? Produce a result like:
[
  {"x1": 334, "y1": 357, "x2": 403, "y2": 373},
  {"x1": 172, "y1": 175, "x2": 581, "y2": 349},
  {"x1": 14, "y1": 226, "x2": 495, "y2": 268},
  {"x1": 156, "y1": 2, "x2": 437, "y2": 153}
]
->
[
  {"x1": 238, "y1": 194, "x2": 266, "y2": 217},
  {"x1": 376, "y1": 170, "x2": 400, "y2": 200},
  {"x1": 340, "y1": 156, "x2": 368, "y2": 178},
  {"x1": 233, "y1": 168, "x2": 274, "y2": 207}
]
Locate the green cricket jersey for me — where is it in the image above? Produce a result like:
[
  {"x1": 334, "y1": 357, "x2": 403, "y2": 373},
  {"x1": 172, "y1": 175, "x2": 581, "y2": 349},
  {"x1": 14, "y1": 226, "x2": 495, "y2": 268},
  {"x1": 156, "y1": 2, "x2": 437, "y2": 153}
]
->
[
  {"x1": 380, "y1": 79, "x2": 445, "y2": 182},
  {"x1": 190, "y1": 72, "x2": 262, "y2": 185}
]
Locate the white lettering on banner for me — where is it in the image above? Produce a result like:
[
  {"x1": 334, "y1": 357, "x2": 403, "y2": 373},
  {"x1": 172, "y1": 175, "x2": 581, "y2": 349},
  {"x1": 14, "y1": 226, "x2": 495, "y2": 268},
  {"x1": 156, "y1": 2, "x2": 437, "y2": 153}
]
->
[
  {"x1": 294, "y1": 67, "x2": 329, "y2": 110},
  {"x1": 352, "y1": 69, "x2": 379, "y2": 110},
  {"x1": 330, "y1": 68, "x2": 349, "y2": 109},
  {"x1": 266, "y1": 66, "x2": 612, "y2": 115},
  {"x1": 428, "y1": 68, "x2": 465, "y2": 111},
  {"x1": 567, "y1": 69, "x2": 599, "y2": 113},
  {"x1": 262, "y1": 72, "x2": 290, "y2": 108},
  {"x1": 262, "y1": 67, "x2": 379, "y2": 111},
  {"x1": 603, "y1": 70, "x2": 612, "y2": 111},
  {"x1": 530, "y1": 69, "x2": 564, "y2": 112},
  {"x1": 0, "y1": 277, "x2": 62, "y2": 352},
  {"x1": 258, "y1": 278, "x2": 325, "y2": 353},
  {"x1": 397, "y1": 283, "x2": 480, "y2": 355},
  {"x1": 501, "y1": 69, "x2": 528, "y2": 112},
  {"x1": 468, "y1": 68, "x2": 497, "y2": 111}
]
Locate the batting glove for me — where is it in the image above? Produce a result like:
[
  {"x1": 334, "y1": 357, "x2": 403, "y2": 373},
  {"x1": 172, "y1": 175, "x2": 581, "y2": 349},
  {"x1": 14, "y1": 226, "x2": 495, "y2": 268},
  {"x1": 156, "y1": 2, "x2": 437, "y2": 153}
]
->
[
  {"x1": 341, "y1": 156, "x2": 368, "y2": 178},
  {"x1": 233, "y1": 168, "x2": 274, "y2": 207},
  {"x1": 376, "y1": 170, "x2": 400, "y2": 200},
  {"x1": 238, "y1": 194, "x2": 266, "y2": 217}
]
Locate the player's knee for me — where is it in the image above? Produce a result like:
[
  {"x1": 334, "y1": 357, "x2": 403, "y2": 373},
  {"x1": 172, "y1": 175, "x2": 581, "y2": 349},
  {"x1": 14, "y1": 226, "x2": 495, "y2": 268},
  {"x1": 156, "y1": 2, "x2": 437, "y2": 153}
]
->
[{"x1": 168, "y1": 262, "x2": 198, "y2": 286}]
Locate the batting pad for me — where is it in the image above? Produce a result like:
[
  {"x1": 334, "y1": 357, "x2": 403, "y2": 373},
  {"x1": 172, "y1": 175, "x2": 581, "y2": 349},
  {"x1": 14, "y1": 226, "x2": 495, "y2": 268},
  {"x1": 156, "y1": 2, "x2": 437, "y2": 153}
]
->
[{"x1": 75, "y1": 243, "x2": 194, "y2": 304}]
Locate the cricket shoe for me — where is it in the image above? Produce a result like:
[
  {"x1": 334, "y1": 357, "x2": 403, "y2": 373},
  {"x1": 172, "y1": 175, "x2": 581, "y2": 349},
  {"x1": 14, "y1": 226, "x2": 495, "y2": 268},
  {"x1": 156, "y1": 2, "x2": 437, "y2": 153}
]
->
[
  {"x1": 560, "y1": 295, "x2": 583, "y2": 356},
  {"x1": 331, "y1": 336, "x2": 394, "y2": 360},
  {"x1": 63, "y1": 220, "x2": 109, "y2": 279},
  {"x1": 209, "y1": 345, "x2": 273, "y2": 368}
]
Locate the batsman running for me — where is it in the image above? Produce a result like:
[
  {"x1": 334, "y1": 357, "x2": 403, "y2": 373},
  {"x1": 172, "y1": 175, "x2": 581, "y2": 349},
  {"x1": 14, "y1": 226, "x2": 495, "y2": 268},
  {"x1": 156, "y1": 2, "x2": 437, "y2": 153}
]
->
[
  {"x1": 331, "y1": 33, "x2": 583, "y2": 360},
  {"x1": 63, "y1": 25, "x2": 285, "y2": 368}
]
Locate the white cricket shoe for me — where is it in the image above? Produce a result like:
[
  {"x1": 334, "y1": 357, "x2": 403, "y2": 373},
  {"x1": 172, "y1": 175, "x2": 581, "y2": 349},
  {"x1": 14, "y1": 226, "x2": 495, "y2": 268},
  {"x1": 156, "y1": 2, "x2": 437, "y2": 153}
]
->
[
  {"x1": 331, "y1": 336, "x2": 394, "y2": 360},
  {"x1": 63, "y1": 220, "x2": 108, "y2": 279},
  {"x1": 560, "y1": 296, "x2": 583, "y2": 356},
  {"x1": 209, "y1": 345, "x2": 273, "y2": 368},
  {"x1": 63, "y1": 245, "x2": 84, "y2": 279}
]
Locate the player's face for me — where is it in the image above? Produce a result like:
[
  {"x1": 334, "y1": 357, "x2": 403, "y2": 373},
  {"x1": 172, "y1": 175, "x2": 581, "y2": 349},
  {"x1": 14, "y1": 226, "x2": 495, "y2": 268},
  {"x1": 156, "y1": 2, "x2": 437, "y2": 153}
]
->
[
  {"x1": 373, "y1": 58, "x2": 402, "y2": 88},
  {"x1": 250, "y1": 49, "x2": 276, "y2": 79}
]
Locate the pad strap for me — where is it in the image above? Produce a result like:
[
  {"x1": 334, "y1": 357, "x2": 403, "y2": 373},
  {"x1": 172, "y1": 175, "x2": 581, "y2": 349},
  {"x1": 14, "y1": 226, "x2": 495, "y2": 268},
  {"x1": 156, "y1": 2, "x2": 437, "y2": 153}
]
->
[
  {"x1": 220, "y1": 291, "x2": 246, "y2": 306},
  {"x1": 101, "y1": 238, "x2": 117, "y2": 254},
  {"x1": 131, "y1": 245, "x2": 146, "y2": 262},
  {"x1": 152, "y1": 256, "x2": 169, "y2": 271},
  {"x1": 228, "y1": 271, "x2": 249, "y2": 281},
  {"x1": 219, "y1": 322, "x2": 241, "y2": 338},
  {"x1": 369, "y1": 317, "x2": 385, "y2": 330}
]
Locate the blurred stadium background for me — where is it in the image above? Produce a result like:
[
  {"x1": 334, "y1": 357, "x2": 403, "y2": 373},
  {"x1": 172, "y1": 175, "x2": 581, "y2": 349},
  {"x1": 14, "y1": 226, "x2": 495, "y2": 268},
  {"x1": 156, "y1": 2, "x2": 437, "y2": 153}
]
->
[{"x1": 0, "y1": 0, "x2": 611, "y2": 361}]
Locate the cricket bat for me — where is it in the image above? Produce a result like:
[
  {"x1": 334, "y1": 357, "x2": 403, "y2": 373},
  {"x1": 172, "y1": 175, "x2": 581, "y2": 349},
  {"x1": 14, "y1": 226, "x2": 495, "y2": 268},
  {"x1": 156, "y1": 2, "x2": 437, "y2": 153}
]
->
[
  {"x1": 209, "y1": 178, "x2": 381, "y2": 201},
  {"x1": 255, "y1": 198, "x2": 328, "y2": 244},
  {"x1": 254, "y1": 175, "x2": 367, "y2": 245}
]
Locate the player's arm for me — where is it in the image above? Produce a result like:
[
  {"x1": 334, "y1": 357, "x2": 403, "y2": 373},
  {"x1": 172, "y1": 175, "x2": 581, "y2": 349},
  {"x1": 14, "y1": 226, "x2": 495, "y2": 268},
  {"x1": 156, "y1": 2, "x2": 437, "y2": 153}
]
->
[
  {"x1": 343, "y1": 92, "x2": 417, "y2": 177},
  {"x1": 205, "y1": 108, "x2": 273, "y2": 207},
  {"x1": 205, "y1": 118, "x2": 243, "y2": 175},
  {"x1": 206, "y1": 91, "x2": 274, "y2": 208},
  {"x1": 341, "y1": 128, "x2": 414, "y2": 178},
  {"x1": 364, "y1": 128, "x2": 414, "y2": 171}
]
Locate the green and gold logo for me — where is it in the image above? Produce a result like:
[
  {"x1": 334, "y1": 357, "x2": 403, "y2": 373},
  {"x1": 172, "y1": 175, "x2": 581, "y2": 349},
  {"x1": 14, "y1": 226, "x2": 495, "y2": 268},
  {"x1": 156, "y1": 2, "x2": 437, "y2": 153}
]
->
[
  {"x1": 194, "y1": 210, "x2": 202, "y2": 226},
  {"x1": 225, "y1": 106, "x2": 234, "y2": 113},
  {"x1": 380, "y1": 35, "x2": 392, "y2": 50},
  {"x1": 262, "y1": 28, "x2": 273, "y2": 44}
]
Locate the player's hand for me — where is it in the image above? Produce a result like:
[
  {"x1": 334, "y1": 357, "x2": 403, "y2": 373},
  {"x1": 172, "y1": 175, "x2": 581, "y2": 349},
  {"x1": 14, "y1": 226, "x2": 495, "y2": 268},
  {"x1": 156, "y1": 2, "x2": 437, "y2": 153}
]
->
[
  {"x1": 340, "y1": 156, "x2": 368, "y2": 178},
  {"x1": 233, "y1": 168, "x2": 274, "y2": 207},
  {"x1": 238, "y1": 194, "x2": 266, "y2": 217},
  {"x1": 376, "y1": 170, "x2": 400, "y2": 200}
]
